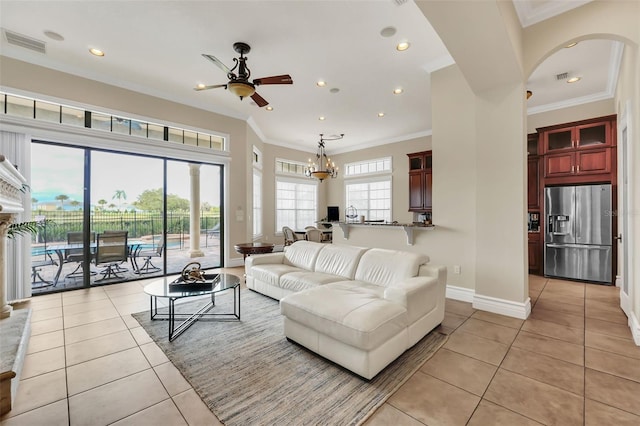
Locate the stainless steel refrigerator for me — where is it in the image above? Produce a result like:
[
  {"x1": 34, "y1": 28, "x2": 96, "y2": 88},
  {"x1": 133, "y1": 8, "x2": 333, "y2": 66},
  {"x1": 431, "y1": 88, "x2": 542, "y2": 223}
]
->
[{"x1": 544, "y1": 184, "x2": 612, "y2": 283}]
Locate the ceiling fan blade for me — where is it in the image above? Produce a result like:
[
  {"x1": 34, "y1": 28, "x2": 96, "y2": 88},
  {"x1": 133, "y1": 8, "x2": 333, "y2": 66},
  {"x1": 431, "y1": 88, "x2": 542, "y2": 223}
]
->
[
  {"x1": 194, "y1": 84, "x2": 227, "y2": 91},
  {"x1": 250, "y1": 92, "x2": 269, "y2": 107},
  {"x1": 253, "y1": 74, "x2": 293, "y2": 85},
  {"x1": 202, "y1": 54, "x2": 232, "y2": 74}
]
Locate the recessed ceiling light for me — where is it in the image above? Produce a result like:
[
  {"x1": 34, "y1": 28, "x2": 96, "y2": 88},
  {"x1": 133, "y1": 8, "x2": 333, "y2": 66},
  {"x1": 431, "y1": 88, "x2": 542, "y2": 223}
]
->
[
  {"x1": 196, "y1": 83, "x2": 205, "y2": 89},
  {"x1": 396, "y1": 42, "x2": 410, "y2": 51},
  {"x1": 89, "y1": 48, "x2": 105, "y2": 57},
  {"x1": 380, "y1": 26, "x2": 397, "y2": 38},
  {"x1": 567, "y1": 77, "x2": 581, "y2": 83},
  {"x1": 393, "y1": 88, "x2": 403, "y2": 95},
  {"x1": 316, "y1": 80, "x2": 327, "y2": 87},
  {"x1": 565, "y1": 42, "x2": 578, "y2": 48},
  {"x1": 378, "y1": 112, "x2": 385, "y2": 117},
  {"x1": 319, "y1": 116, "x2": 326, "y2": 121},
  {"x1": 329, "y1": 88, "x2": 340, "y2": 94},
  {"x1": 43, "y1": 30, "x2": 64, "y2": 41},
  {"x1": 266, "y1": 106, "x2": 273, "y2": 111}
]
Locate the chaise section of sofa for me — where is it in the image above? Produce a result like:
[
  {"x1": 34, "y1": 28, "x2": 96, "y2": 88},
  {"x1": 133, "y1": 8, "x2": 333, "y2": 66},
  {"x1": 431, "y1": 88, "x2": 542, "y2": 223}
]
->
[{"x1": 245, "y1": 241, "x2": 447, "y2": 379}]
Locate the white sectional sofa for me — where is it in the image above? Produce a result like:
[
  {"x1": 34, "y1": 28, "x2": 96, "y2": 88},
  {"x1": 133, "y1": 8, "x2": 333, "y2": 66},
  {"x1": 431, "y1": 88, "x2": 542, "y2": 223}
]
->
[{"x1": 245, "y1": 241, "x2": 446, "y2": 379}]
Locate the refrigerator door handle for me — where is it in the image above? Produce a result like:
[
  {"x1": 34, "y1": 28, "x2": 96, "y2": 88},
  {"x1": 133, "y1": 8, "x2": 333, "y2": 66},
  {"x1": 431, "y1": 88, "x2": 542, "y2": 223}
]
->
[{"x1": 547, "y1": 243, "x2": 609, "y2": 250}]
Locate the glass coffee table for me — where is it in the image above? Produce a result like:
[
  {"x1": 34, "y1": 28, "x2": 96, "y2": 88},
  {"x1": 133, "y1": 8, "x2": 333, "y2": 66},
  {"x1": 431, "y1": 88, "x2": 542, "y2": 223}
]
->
[{"x1": 143, "y1": 273, "x2": 241, "y2": 341}]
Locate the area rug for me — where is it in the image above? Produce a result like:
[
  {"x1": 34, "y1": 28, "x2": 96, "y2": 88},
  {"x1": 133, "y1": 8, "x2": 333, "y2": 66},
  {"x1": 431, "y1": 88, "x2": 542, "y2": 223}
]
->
[{"x1": 132, "y1": 288, "x2": 447, "y2": 426}]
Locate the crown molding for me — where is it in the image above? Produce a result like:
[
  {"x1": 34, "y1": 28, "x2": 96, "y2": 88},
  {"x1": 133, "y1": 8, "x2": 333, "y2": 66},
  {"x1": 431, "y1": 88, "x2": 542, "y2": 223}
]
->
[{"x1": 513, "y1": 0, "x2": 592, "y2": 28}]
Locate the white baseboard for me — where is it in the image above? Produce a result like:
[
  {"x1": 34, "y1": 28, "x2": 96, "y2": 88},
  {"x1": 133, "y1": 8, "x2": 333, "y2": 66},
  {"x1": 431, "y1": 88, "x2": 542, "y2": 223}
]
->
[
  {"x1": 620, "y1": 288, "x2": 631, "y2": 317},
  {"x1": 473, "y1": 293, "x2": 532, "y2": 320},
  {"x1": 446, "y1": 285, "x2": 474, "y2": 303},
  {"x1": 630, "y1": 311, "x2": 640, "y2": 346}
]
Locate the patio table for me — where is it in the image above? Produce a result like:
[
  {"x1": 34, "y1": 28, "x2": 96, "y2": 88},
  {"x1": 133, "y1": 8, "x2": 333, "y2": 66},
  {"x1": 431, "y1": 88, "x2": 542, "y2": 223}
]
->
[{"x1": 43, "y1": 239, "x2": 145, "y2": 285}]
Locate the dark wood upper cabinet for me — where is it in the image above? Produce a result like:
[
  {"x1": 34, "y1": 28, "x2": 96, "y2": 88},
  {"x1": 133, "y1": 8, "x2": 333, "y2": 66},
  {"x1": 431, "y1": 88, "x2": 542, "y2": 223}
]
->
[
  {"x1": 539, "y1": 115, "x2": 616, "y2": 185},
  {"x1": 542, "y1": 117, "x2": 613, "y2": 153},
  {"x1": 408, "y1": 151, "x2": 432, "y2": 213}
]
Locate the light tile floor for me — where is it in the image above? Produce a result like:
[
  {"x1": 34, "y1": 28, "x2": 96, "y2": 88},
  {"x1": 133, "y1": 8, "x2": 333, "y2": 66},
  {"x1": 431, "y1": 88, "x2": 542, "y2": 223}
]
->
[{"x1": 2, "y1": 273, "x2": 639, "y2": 425}]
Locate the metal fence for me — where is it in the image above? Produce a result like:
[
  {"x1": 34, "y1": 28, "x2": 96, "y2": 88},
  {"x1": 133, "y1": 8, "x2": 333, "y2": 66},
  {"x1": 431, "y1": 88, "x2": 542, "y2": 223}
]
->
[{"x1": 32, "y1": 210, "x2": 221, "y2": 247}]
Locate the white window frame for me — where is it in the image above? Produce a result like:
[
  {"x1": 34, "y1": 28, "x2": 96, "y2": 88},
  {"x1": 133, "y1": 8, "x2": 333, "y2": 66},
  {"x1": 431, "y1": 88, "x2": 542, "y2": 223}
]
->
[
  {"x1": 344, "y1": 175, "x2": 393, "y2": 222},
  {"x1": 344, "y1": 156, "x2": 392, "y2": 178},
  {"x1": 275, "y1": 157, "x2": 307, "y2": 176},
  {"x1": 252, "y1": 146, "x2": 262, "y2": 239},
  {"x1": 275, "y1": 175, "x2": 318, "y2": 234}
]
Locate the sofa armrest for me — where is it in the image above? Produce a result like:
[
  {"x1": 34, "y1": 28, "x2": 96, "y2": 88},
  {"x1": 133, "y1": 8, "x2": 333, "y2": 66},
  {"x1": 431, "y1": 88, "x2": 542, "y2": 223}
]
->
[
  {"x1": 383, "y1": 276, "x2": 441, "y2": 322},
  {"x1": 245, "y1": 252, "x2": 285, "y2": 276},
  {"x1": 418, "y1": 264, "x2": 447, "y2": 287}
]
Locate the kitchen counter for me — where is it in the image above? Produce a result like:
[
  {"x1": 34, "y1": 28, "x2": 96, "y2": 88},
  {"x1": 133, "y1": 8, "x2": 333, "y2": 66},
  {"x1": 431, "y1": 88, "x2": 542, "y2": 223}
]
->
[{"x1": 334, "y1": 221, "x2": 435, "y2": 245}]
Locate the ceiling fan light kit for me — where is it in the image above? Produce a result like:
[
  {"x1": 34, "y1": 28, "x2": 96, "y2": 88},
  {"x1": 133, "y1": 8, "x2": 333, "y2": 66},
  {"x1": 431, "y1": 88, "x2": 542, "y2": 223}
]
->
[
  {"x1": 196, "y1": 42, "x2": 292, "y2": 107},
  {"x1": 228, "y1": 81, "x2": 256, "y2": 98}
]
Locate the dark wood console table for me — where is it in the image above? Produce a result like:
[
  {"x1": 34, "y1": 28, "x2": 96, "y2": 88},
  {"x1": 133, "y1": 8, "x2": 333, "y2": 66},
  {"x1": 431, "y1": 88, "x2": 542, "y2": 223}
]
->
[{"x1": 234, "y1": 242, "x2": 275, "y2": 261}]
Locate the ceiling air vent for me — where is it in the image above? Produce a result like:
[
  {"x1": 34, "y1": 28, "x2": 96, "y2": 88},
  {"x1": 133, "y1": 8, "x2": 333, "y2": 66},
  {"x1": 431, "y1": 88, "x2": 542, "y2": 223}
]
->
[
  {"x1": 555, "y1": 72, "x2": 569, "y2": 81},
  {"x1": 392, "y1": 0, "x2": 408, "y2": 6},
  {"x1": 3, "y1": 29, "x2": 46, "y2": 54}
]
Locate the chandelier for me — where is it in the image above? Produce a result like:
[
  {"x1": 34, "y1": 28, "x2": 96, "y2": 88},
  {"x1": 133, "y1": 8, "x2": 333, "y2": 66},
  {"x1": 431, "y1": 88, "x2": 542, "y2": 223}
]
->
[{"x1": 304, "y1": 133, "x2": 343, "y2": 182}]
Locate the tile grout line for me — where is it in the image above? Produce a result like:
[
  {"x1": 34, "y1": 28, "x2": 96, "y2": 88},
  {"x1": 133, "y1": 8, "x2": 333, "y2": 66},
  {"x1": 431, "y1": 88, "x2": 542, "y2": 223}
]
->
[{"x1": 462, "y1": 284, "x2": 543, "y2": 426}]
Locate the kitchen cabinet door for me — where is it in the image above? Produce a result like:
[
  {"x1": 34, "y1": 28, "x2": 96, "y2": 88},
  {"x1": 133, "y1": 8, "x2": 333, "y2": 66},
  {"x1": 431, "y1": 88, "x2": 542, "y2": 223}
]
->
[
  {"x1": 575, "y1": 148, "x2": 611, "y2": 175},
  {"x1": 545, "y1": 152, "x2": 574, "y2": 177},
  {"x1": 528, "y1": 157, "x2": 540, "y2": 209}
]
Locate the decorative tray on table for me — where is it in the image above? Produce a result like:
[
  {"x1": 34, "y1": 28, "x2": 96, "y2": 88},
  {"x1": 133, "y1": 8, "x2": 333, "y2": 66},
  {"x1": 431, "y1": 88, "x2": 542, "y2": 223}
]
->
[{"x1": 168, "y1": 262, "x2": 218, "y2": 292}]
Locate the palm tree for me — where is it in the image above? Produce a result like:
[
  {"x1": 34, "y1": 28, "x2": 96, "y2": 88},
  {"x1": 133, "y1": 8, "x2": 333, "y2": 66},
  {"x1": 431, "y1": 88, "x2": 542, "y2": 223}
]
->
[
  {"x1": 70, "y1": 200, "x2": 81, "y2": 210},
  {"x1": 97, "y1": 199, "x2": 107, "y2": 211},
  {"x1": 31, "y1": 197, "x2": 38, "y2": 211},
  {"x1": 55, "y1": 194, "x2": 69, "y2": 210},
  {"x1": 112, "y1": 189, "x2": 127, "y2": 211}
]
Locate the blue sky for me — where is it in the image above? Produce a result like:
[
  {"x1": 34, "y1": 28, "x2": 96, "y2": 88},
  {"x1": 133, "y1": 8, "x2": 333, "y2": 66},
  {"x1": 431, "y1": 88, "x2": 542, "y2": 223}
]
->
[{"x1": 31, "y1": 144, "x2": 221, "y2": 208}]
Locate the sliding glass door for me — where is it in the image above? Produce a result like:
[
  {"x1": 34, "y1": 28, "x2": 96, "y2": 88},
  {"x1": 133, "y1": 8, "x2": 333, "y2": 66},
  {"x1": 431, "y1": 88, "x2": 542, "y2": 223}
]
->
[
  {"x1": 30, "y1": 142, "x2": 224, "y2": 294},
  {"x1": 30, "y1": 144, "x2": 86, "y2": 292},
  {"x1": 166, "y1": 160, "x2": 222, "y2": 274},
  {"x1": 91, "y1": 152, "x2": 164, "y2": 285}
]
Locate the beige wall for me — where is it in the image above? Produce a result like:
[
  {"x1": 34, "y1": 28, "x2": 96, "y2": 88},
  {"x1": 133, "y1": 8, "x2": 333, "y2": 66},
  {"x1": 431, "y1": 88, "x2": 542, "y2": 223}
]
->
[
  {"x1": 614, "y1": 39, "x2": 640, "y2": 332},
  {"x1": 527, "y1": 99, "x2": 615, "y2": 133}
]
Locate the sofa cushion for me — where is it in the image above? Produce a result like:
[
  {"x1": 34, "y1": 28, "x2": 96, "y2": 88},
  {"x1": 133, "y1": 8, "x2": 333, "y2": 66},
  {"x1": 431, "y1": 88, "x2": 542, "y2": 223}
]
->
[
  {"x1": 280, "y1": 285, "x2": 408, "y2": 350},
  {"x1": 251, "y1": 264, "x2": 302, "y2": 287},
  {"x1": 284, "y1": 241, "x2": 325, "y2": 270},
  {"x1": 314, "y1": 244, "x2": 368, "y2": 279},
  {"x1": 280, "y1": 271, "x2": 344, "y2": 293},
  {"x1": 354, "y1": 249, "x2": 428, "y2": 287},
  {"x1": 324, "y1": 280, "x2": 385, "y2": 298}
]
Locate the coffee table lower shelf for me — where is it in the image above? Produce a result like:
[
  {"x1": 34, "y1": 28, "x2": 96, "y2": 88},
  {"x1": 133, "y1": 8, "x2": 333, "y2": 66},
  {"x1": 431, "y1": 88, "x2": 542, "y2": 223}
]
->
[{"x1": 147, "y1": 284, "x2": 240, "y2": 341}]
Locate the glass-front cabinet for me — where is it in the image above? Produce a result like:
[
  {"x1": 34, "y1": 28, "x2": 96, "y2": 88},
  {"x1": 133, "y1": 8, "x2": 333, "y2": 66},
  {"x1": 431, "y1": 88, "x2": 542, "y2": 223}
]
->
[{"x1": 543, "y1": 120, "x2": 611, "y2": 153}]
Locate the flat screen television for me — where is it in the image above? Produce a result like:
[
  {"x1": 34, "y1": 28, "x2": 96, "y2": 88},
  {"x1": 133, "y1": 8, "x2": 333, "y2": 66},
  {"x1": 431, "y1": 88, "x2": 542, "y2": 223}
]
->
[{"x1": 327, "y1": 206, "x2": 339, "y2": 222}]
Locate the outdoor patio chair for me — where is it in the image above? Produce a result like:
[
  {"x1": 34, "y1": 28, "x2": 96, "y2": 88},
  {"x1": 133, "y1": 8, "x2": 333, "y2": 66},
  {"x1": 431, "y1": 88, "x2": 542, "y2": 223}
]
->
[
  {"x1": 65, "y1": 231, "x2": 96, "y2": 279},
  {"x1": 103, "y1": 230, "x2": 130, "y2": 272},
  {"x1": 134, "y1": 240, "x2": 164, "y2": 274},
  {"x1": 31, "y1": 252, "x2": 58, "y2": 289},
  {"x1": 94, "y1": 231, "x2": 128, "y2": 282},
  {"x1": 282, "y1": 226, "x2": 300, "y2": 246},
  {"x1": 206, "y1": 223, "x2": 221, "y2": 241}
]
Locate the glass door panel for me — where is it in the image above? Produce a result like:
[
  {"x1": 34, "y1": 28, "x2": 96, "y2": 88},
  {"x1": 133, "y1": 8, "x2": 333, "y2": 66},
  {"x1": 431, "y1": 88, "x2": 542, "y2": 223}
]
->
[
  {"x1": 91, "y1": 151, "x2": 164, "y2": 285},
  {"x1": 30, "y1": 143, "x2": 86, "y2": 294},
  {"x1": 166, "y1": 161, "x2": 222, "y2": 274}
]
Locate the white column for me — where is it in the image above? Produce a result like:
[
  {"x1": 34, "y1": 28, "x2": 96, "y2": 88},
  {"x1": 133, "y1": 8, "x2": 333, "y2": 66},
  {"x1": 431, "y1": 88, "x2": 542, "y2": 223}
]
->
[
  {"x1": 188, "y1": 164, "x2": 204, "y2": 258},
  {"x1": 0, "y1": 218, "x2": 12, "y2": 318}
]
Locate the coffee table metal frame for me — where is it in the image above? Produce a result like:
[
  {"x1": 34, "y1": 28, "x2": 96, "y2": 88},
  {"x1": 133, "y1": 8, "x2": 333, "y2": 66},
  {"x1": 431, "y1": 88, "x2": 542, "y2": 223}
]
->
[{"x1": 144, "y1": 274, "x2": 240, "y2": 341}]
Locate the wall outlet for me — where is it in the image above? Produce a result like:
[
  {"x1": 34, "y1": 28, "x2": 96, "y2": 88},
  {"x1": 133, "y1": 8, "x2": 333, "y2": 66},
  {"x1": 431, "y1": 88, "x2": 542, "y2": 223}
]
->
[{"x1": 453, "y1": 265, "x2": 461, "y2": 274}]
